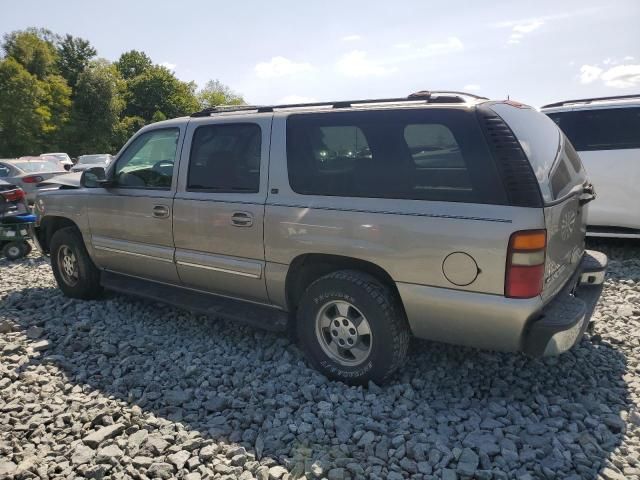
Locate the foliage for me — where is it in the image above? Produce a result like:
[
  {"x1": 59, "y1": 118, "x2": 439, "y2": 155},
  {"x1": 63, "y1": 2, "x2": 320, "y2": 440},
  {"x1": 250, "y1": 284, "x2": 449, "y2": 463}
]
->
[
  {"x1": 57, "y1": 34, "x2": 97, "y2": 90},
  {"x1": 198, "y1": 79, "x2": 245, "y2": 108},
  {"x1": 0, "y1": 28, "x2": 245, "y2": 157},
  {"x1": 115, "y1": 50, "x2": 152, "y2": 80}
]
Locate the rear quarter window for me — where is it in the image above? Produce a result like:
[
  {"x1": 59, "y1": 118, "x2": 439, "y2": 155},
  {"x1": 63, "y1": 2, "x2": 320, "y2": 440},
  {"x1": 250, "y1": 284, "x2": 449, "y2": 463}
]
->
[{"x1": 286, "y1": 109, "x2": 507, "y2": 205}]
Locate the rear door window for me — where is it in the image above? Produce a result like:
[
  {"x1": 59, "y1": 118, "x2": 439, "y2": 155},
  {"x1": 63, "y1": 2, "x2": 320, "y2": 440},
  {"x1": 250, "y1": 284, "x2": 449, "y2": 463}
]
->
[
  {"x1": 187, "y1": 124, "x2": 261, "y2": 193},
  {"x1": 286, "y1": 109, "x2": 505, "y2": 204},
  {"x1": 547, "y1": 107, "x2": 640, "y2": 151}
]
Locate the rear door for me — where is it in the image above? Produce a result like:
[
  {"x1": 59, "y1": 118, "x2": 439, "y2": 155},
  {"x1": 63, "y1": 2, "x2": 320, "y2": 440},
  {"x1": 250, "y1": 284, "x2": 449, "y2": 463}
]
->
[
  {"x1": 490, "y1": 103, "x2": 587, "y2": 300},
  {"x1": 173, "y1": 115, "x2": 272, "y2": 303},
  {"x1": 546, "y1": 106, "x2": 640, "y2": 231}
]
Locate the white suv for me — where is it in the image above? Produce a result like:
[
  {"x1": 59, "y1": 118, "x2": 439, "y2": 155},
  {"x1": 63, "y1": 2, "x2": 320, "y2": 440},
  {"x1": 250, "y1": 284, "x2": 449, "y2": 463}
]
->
[{"x1": 542, "y1": 94, "x2": 640, "y2": 238}]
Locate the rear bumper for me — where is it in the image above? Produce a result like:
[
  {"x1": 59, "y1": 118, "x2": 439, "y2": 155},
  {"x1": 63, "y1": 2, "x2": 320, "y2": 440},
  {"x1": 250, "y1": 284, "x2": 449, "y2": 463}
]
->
[
  {"x1": 522, "y1": 250, "x2": 608, "y2": 356},
  {"x1": 398, "y1": 250, "x2": 607, "y2": 354}
]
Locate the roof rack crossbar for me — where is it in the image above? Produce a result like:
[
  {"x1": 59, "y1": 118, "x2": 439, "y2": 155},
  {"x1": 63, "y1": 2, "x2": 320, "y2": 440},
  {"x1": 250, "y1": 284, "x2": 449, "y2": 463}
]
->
[
  {"x1": 190, "y1": 90, "x2": 488, "y2": 117},
  {"x1": 541, "y1": 93, "x2": 640, "y2": 109}
]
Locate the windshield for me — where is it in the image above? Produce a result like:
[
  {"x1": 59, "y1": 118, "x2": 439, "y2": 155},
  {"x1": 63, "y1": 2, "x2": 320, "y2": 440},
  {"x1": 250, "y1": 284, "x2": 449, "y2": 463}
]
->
[
  {"x1": 78, "y1": 155, "x2": 110, "y2": 165},
  {"x1": 14, "y1": 161, "x2": 63, "y2": 172}
]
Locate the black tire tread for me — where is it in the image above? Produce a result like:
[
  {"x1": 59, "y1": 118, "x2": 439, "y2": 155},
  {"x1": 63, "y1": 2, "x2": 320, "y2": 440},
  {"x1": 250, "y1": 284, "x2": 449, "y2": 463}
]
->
[
  {"x1": 300, "y1": 269, "x2": 410, "y2": 384},
  {"x1": 50, "y1": 227, "x2": 102, "y2": 299}
]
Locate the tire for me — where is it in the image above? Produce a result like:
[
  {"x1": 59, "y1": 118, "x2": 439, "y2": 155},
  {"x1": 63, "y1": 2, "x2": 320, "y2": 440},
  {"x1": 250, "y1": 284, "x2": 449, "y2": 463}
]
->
[
  {"x1": 296, "y1": 270, "x2": 410, "y2": 385},
  {"x1": 2, "y1": 241, "x2": 27, "y2": 260},
  {"x1": 23, "y1": 241, "x2": 32, "y2": 256},
  {"x1": 50, "y1": 227, "x2": 103, "y2": 299}
]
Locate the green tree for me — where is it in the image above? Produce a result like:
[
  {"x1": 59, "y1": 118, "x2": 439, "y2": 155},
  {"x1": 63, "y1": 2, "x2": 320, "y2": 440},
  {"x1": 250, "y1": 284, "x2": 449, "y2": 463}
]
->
[
  {"x1": 2, "y1": 29, "x2": 58, "y2": 79},
  {"x1": 115, "y1": 50, "x2": 152, "y2": 79},
  {"x1": 197, "y1": 79, "x2": 245, "y2": 108},
  {"x1": 124, "y1": 65, "x2": 198, "y2": 121},
  {"x1": 113, "y1": 115, "x2": 146, "y2": 151},
  {"x1": 56, "y1": 34, "x2": 97, "y2": 90},
  {"x1": 66, "y1": 60, "x2": 124, "y2": 155},
  {"x1": 0, "y1": 58, "x2": 46, "y2": 155}
]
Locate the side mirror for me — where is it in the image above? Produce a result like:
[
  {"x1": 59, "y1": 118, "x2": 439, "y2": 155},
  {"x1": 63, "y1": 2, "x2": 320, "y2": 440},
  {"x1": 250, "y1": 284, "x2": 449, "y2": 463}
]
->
[{"x1": 80, "y1": 166, "x2": 109, "y2": 188}]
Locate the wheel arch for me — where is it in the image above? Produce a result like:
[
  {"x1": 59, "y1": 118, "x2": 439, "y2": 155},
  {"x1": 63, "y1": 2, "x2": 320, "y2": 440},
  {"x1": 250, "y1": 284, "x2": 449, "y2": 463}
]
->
[
  {"x1": 284, "y1": 253, "x2": 403, "y2": 313},
  {"x1": 38, "y1": 216, "x2": 80, "y2": 254}
]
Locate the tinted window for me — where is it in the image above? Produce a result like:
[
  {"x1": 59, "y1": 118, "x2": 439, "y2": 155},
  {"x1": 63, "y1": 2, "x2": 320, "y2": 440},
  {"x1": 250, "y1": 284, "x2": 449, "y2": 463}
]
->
[
  {"x1": 547, "y1": 107, "x2": 640, "y2": 151},
  {"x1": 188, "y1": 124, "x2": 261, "y2": 193},
  {"x1": 0, "y1": 164, "x2": 10, "y2": 177},
  {"x1": 287, "y1": 109, "x2": 503, "y2": 204},
  {"x1": 114, "y1": 128, "x2": 179, "y2": 189}
]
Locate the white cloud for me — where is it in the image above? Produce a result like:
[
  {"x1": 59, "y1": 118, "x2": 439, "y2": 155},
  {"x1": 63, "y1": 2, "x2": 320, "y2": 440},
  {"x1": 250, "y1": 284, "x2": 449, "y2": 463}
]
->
[
  {"x1": 579, "y1": 65, "x2": 603, "y2": 84},
  {"x1": 342, "y1": 34, "x2": 361, "y2": 42},
  {"x1": 601, "y1": 64, "x2": 640, "y2": 88},
  {"x1": 394, "y1": 42, "x2": 412, "y2": 49},
  {"x1": 463, "y1": 84, "x2": 481, "y2": 92},
  {"x1": 393, "y1": 37, "x2": 464, "y2": 61},
  {"x1": 277, "y1": 95, "x2": 318, "y2": 104},
  {"x1": 335, "y1": 50, "x2": 397, "y2": 78},
  {"x1": 495, "y1": 8, "x2": 601, "y2": 45},
  {"x1": 578, "y1": 63, "x2": 640, "y2": 88},
  {"x1": 160, "y1": 61, "x2": 176, "y2": 71},
  {"x1": 255, "y1": 57, "x2": 314, "y2": 79},
  {"x1": 623, "y1": 56, "x2": 635, "y2": 61}
]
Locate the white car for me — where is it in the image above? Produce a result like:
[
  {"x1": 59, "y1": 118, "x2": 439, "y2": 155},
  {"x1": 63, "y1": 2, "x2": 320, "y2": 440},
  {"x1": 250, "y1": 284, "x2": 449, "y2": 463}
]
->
[
  {"x1": 542, "y1": 95, "x2": 640, "y2": 238},
  {"x1": 41, "y1": 153, "x2": 73, "y2": 171}
]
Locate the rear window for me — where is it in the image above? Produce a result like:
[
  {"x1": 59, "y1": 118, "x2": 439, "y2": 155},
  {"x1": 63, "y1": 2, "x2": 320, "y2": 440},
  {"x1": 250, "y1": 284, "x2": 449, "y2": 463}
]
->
[
  {"x1": 286, "y1": 109, "x2": 505, "y2": 204},
  {"x1": 547, "y1": 107, "x2": 640, "y2": 151},
  {"x1": 14, "y1": 161, "x2": 61, "y2": 172}
]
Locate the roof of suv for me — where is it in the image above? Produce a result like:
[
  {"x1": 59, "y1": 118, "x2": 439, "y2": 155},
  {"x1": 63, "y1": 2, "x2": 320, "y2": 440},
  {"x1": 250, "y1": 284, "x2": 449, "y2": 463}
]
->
[
  {"x1": 541, "y1": 94, "x2": 640, "y2": 112},
  {"x1": 188, "y1": 90, "x2": 491, "y2": 118}
]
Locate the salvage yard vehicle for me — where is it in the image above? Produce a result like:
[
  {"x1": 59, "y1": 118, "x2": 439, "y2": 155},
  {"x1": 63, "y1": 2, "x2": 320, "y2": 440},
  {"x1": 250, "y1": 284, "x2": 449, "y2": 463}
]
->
[
  {"x1": 0, "y1": 157, "x2": 68, "y2": 204},
  {"x1": 33, "y1": 91, "x2": 607, "y2": 384},
  {"x1": 542, "y1": 94, "x2": 640, "y2": 238},
  {"x1": 40, "y1": 152, "x2": 73, "y2": 171},
  {"x1": 0, "y1": 180, "x2": 33, "y2": 260}
]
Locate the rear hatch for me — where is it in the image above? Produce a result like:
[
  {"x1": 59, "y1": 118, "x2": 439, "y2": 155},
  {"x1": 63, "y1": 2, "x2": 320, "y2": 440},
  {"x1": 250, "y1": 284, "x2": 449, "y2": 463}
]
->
[{"x1": 487, "y1": 103, "x2": 590, "y2": 301}]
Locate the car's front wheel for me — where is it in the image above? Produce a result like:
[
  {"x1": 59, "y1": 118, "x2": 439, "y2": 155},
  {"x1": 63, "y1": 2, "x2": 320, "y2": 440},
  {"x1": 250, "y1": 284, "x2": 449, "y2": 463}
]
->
[
  {"x1": 50, "y1": 227, "x2": 102, "y2": 299},
  {"x1": 297, "y1": 270, "x2": 410, "y2": 385}
]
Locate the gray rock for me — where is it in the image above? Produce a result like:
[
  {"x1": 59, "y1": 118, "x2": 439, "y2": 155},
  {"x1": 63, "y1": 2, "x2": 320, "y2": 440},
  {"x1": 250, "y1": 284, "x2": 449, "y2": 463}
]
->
[
  {"x1": 147, "y1": 462, "x2": 175, "y2": 479},
  {"x1": 327, "y1": 467, "x2": 345, "y2": 480},
  {"x1": 71, "y1": 444, "x2": 95, "y2": 465},
  {"x1": 131, "y1": 456, "x2": 153, "y2": 468},
  {"x1": 335, "y1": 420, "x2": 353, "y2": 443},
  {"x1": 26, "y1": 325, "x2": 44, "y2": 339},
  {"x1": 167, "y1": 450, "x2": 190, "y2": 470},
  {"x1": 456, "y1": 448, "x2": 479, "y2": 477},
  {"x1": 96, "y1": 444, "x2": 123, "y2": 464},
  {"x1": 83, "y1": 423, "x2": 125, "y2": 448},
  {"x1": 31, "y1": 339, "x2": 49, "y2": 351},
  {"x1": 0, "y1": 461, "x2": 17, "y2": 476},
  {"x1": 268, "y1": 465, "x2": 288, "y2": 479},
  {"x1": 442, "y1": 468, "x2": 458, "y2": 480}
]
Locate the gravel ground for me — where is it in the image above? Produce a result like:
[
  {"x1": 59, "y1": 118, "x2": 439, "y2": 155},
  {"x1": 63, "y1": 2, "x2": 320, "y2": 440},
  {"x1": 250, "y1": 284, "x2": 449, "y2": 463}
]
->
[{"x1": 0, "y1": 240, "x2": 639, "y2": 480}]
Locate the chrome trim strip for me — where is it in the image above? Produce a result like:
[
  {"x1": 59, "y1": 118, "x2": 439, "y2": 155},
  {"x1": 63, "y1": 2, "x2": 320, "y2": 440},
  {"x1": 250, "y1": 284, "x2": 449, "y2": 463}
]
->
[
  {"x1": 267, "y1": 203, "x2": 512, "y2": 223},
  {"x1": 176, "y1": 260, "x2": 261, "y2": 279},
  {"x1": 93, "y1": 245, "x2": 174, "y2": 263}
]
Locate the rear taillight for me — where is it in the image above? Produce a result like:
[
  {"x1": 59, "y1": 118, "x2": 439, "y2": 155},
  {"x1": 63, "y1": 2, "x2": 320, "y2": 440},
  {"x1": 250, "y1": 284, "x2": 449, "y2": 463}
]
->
[
  {"x1": 505, "y1": 229, "x2": 547, "y2": 298},
  {"x1": 1, "y1": 188, "x2": 26, "y2": 202},
  {"x1": 22, "y1": 175, "x2": 44, "y2": 184}
]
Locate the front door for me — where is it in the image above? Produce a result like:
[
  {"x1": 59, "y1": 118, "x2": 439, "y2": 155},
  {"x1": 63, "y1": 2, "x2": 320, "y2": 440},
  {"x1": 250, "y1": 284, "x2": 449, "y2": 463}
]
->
[
  {"x1": 87, "y1": 126, "x2": 183, "y2": 284},
  {"x1": 173, "y1": 116, "x2": 272, "y2": 303}
]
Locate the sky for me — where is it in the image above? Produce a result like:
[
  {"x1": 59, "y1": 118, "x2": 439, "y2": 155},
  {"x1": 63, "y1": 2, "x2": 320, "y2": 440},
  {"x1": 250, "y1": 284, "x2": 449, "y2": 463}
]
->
[{"x1": 1, "y1": 0, "x2": 639, "y2": 108}]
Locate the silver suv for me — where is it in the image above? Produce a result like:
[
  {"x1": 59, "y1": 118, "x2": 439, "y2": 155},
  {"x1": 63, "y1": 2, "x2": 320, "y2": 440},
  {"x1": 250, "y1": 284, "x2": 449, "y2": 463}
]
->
[{"x1": 33, "y1": 91, "x2": 607, "y2": 385}]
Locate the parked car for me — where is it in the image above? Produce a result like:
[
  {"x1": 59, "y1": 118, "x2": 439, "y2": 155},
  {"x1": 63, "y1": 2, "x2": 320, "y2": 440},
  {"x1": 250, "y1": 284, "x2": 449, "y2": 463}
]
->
[
  {"x1": 41, "y1": 152, "x2": 73, "y2": 171},
  {"x1": 0, "y1": 180, "x2": 32, "y2": 259},
  {"x1": 71, "y1": 154, "x2": 113, "y2": 172},
  {"x1": 0, "y1": 157, "x2": 68, "y2": 203},
  {"x1": 32, "y1": 91, "x2": 607, "y2": 384},
  {"x1": 541, "y1": 94, "x2": 640, "y2": 238}
]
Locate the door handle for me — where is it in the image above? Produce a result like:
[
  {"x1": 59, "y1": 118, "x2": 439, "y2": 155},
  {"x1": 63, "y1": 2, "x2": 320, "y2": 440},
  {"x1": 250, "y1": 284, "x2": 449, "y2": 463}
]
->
[
  {"x1": 231, "y1": 211, "x2": 253, "y2": 227},
  {"x1": 152, "y1": 205, "x2": 170, "y2": 218}
]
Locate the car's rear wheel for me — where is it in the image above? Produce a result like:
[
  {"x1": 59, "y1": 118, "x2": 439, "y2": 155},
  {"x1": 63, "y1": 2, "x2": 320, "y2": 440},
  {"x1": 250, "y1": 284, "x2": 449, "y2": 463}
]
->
[
  {"x1": 297, "y1": 270, "x2": 410, "y2": 385},
  {"x1": 50, "y1": 227, "x2": 102, "y2": 299}
]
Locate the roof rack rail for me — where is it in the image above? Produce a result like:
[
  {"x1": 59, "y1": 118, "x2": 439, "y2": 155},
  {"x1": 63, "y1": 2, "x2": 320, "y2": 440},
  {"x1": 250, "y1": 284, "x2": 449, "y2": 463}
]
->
[
  {"x1": 541, "y1": 93, "x2": 640, "y2": 109},
  {"x1": 190, "y1": 90, "x2": 489, "y2": 117}
]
